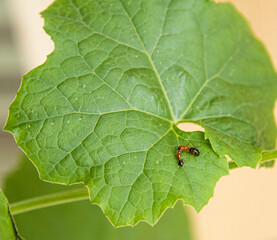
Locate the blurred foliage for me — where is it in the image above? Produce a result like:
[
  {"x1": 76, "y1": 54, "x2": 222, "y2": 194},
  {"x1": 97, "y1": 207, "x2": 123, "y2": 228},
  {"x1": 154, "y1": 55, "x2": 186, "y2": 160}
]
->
[
  {"x1": 260, "y1": 160, "x2": 275, "y2": 168},
  {"x1": 3, "y1": 156, "x2": 194, "y2": 240}
]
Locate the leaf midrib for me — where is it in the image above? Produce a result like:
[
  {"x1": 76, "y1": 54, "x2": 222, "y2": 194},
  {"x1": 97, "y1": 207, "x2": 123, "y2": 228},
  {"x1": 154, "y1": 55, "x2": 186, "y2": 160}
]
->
[
  {"x1": 116, "y1": 0, "x2": 175, "y2": 121},
  {"x1": 55, "y1": 1, "x2": 256, "y2": 130}
]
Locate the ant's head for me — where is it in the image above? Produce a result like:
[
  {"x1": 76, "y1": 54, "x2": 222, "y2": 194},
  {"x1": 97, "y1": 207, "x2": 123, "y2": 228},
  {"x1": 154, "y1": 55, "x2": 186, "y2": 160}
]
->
[{"x1": 190, "y1": 148, "x2": 200, "y2": 156}]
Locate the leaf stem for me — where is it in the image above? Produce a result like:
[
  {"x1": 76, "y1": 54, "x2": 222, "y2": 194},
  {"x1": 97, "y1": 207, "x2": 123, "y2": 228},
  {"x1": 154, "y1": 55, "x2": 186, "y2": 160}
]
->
[
  {"x1": 9, "y1": 188, "x2": 89, "y2": 216},
  {"x1": 229, "y1": 149, "x2": 277, "y2": 170}
]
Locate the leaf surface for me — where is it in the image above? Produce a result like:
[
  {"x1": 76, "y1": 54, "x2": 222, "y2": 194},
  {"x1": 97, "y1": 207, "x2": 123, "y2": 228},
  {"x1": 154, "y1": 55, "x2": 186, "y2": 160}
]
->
[
  {"x1": 4, "y1": 0, "x2": 276, "y2": 226},
  {"x1": 4, "y1": 156, "x2": 193, "y2": 240}
]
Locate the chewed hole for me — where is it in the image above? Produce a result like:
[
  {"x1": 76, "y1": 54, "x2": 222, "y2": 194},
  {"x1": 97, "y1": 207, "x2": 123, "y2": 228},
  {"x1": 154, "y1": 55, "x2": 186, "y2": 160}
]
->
[{"x1": 177, "y1": 122, "x2": 205, "y2": 132}]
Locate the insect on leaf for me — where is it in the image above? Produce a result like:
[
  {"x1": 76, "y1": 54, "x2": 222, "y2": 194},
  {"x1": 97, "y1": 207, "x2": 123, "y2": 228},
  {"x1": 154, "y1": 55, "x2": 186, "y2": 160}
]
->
[{"x1": 4, "y1": 0, "x2": 277, "y2": 226}]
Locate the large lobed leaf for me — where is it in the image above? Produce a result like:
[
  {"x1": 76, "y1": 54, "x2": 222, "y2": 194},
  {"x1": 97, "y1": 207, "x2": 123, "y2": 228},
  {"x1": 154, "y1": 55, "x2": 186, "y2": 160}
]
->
[{"x1": 4, "y1": 0, "x2": 276, "y2": 226}]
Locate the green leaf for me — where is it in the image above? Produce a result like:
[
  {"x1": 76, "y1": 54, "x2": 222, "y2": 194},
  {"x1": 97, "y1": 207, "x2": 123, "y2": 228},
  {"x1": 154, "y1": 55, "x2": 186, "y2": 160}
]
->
[
  {"x1": 0, "y1": 190, "x2": 18, "y2": 240},
  {"x1": 4, "y1": 0, "x2": 276, "y2": 226},
  {"x1": 4, "y1": 156, "x2": 194, "y2": 240}
]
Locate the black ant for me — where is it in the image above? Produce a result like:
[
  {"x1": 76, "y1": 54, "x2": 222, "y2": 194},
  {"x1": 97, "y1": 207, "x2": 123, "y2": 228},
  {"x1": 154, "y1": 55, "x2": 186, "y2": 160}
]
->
[{"x1": 177, "y1": 146, "x2": 200, "y2": 166}]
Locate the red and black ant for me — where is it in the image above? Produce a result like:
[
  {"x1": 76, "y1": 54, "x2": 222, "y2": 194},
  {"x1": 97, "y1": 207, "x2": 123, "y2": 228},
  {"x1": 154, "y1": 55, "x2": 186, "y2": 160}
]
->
[{"x1": 177, "y1": 146, "x2": 200, "y2": 166}]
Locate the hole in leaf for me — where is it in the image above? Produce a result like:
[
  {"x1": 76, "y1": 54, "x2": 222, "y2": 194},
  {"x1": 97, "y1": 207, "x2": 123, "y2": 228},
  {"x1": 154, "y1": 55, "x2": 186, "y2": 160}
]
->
[{"x1": 177, "y1": 122, "x2": 205, "y2": 132}]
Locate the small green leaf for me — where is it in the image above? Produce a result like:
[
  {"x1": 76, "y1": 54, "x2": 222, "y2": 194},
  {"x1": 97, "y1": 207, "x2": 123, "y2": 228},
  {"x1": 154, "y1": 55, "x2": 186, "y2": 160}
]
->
[
  {"x1": 4, "y1": 0, "x2": 276, "y2": 226},
  {"x1": 0, "y1": 190, "x2": 18, "y2": 240},
  {"x1": 4, "y1": 156, "x2": 194, "y2": 240}
]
